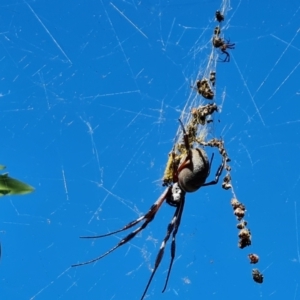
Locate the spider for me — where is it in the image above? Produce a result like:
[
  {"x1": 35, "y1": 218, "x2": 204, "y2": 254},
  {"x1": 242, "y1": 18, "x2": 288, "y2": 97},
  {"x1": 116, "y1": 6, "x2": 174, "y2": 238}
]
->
[
  {"x1": 212, "y1": 36, "x2": 235, "y2": 62},
  {"x1": 72, "y1": 120, "x2": 226, "y2": 300}
]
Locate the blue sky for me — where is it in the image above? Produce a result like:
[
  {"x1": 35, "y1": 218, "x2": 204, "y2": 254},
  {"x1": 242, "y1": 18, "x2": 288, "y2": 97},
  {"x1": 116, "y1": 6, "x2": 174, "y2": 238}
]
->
[{"x1": 1, "y1": 0, "x2": 300, "y2": 299}]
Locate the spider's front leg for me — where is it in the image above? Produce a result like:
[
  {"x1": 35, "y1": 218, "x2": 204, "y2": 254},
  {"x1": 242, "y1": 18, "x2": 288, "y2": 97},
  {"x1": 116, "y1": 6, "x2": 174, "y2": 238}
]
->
[{"x1": 72, "y1": 186, "x2": 172, "y2": 268}]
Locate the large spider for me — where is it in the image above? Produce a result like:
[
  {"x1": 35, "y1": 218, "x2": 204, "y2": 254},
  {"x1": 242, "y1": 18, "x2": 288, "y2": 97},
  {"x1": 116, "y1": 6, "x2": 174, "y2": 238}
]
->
[
  {"x1": 72, "y1": 119, "x2": 226, "y2": 300},
  {"x1": 212, "y1": 36, "x2": 235, "y2": 62}
]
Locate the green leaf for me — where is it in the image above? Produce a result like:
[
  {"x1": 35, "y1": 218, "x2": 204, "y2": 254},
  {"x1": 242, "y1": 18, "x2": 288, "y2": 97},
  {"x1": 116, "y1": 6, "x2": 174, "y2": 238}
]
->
[
  {"x1": 0, "y1": 173, "x2": 34, "y2": 196},
  {"x1": 0, "y1": 165, "x2": 6, "y2": 170}
]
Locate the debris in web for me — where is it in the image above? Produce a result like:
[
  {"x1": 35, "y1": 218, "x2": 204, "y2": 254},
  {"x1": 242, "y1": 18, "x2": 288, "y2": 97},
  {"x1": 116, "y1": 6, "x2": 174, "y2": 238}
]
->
[
  {"x1": 195, "y1": 79, "x2": 214, "y2": 100},
  {"x1": 210, "y1": 6, "x2": 264, "y2": 285},
  {"x1": 248, "y1": 253, "x2": 259, "y2": 264},
  {"x1": 163, "y1": 5, "x2": 263, "y2": 287},
  {"x1": 215, "y1": 10, "x2": 225, "y2": 23},
  {"x1": 252, "y1": 269, "x2": 264, "y2": 284}
]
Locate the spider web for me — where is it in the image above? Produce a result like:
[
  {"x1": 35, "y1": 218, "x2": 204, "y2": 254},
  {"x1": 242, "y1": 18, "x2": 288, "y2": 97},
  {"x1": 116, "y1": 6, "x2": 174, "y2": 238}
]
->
[{"x1": 1, "y1": 0, "x2": 300, "y2": 299}]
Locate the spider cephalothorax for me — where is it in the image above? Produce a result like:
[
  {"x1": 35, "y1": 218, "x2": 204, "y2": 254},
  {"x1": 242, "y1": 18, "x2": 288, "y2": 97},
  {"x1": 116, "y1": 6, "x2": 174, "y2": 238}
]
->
[{"x1": 212, "y1": 36, "x2": 235, "y2": 62}]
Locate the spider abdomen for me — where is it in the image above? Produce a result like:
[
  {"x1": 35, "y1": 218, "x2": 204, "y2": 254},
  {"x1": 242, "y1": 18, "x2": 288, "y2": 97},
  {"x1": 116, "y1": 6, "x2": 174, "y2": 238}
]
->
[{"x1": 178, "y1": 148, "x2": 210, "y2": 193}]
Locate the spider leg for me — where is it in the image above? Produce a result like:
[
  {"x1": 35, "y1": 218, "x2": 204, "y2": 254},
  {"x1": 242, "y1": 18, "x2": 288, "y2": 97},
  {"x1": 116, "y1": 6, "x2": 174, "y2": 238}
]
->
[
  {"x1": 140, "y1": 195, "x2": 185, "y2": 299},
  {"x1": 202, "y1": 156, "x2": 225, "y2": 187},
  {"x1": 79, "y1": 214, "x2": 146, "y2": 239},
  {"x1": 206, "y1": 153, "x2": 215, "y2": 178},
  {"x1": 162, "y1": 195, "x2": 185, "y2": 292},
  {"x1": 218, "y1": 49, "x2": 230, "y2": 62},
  {"x1": 175, "y1": 118, "x2": 193, "y2": 175},
  {"x1": 72, "y1": 187, "x2": 172, "y2": 267},
  {"x1": 226, "y1": 43, "x2": 235, "y2": 49},
  {"x1": 178, "y1": 118, "x2": 190, "y2": 151}
]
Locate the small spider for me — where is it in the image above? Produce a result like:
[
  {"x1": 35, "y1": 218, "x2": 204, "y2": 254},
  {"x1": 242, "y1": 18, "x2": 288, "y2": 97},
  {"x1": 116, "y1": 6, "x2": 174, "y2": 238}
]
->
[
  {"x1": 212, "y1": 36, "x2": 235, "y2": 62},
  {"x1": 72, "y1": 119, "x2": 225, "y2": 300}
]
